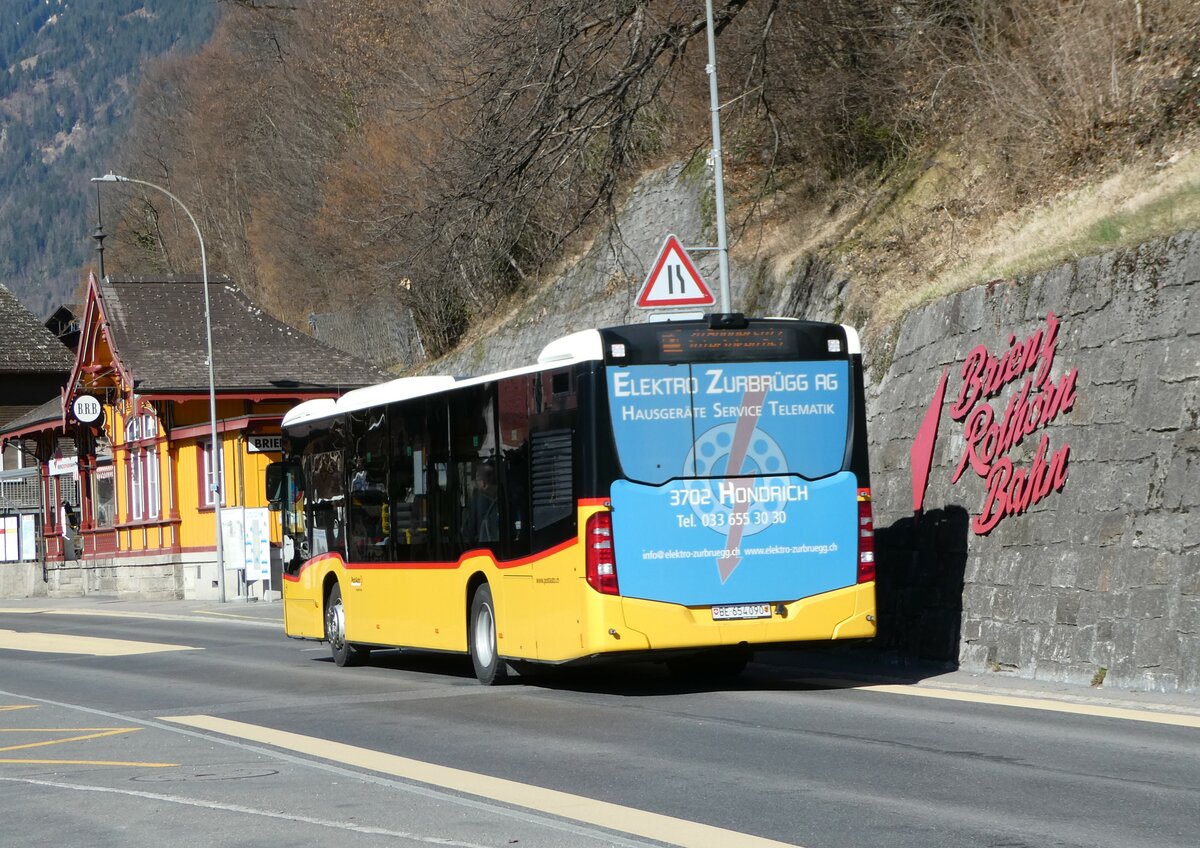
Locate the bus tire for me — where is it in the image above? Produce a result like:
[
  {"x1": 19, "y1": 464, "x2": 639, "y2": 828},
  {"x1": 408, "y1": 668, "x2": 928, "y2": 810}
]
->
[
  {"x1": 325, "y1": 582, "x2": 370, "y2": 668},
  {"x1": 469, "y1": 583, "x2": 508, "y2": 685}
]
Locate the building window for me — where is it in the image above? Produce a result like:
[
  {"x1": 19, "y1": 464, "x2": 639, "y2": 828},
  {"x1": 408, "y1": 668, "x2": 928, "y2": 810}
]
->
[
  {"x1": 200, "y1": 439, "x2": 226, "y2": 508},
  {"x1": 125, "y1": 413, "x2": 161, "y2": 521},
  {"x1": 93, "y1": 464, "x2": 115, "y2": 528}
]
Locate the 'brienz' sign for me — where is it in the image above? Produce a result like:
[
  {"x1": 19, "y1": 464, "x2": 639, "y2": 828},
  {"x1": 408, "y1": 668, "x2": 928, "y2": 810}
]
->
[{"x1": 912, "y1": 311, "x2": 1079, "y2": 535}]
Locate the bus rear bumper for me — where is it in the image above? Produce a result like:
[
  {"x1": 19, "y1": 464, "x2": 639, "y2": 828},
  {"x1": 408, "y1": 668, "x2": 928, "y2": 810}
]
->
[{"x1": 617, "y1": 582, "x2": 876, "y2": 650}]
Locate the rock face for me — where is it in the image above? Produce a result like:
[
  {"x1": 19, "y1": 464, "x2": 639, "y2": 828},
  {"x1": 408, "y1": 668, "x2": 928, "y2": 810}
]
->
[{"x1": 434, "y1": 163, "x2": 1200, "y2": 694}]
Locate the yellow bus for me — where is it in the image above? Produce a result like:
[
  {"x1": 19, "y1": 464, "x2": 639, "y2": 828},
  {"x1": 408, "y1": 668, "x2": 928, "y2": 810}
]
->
[{"x1": 268, "y1": 316, "x2": 875, "y2": 683}]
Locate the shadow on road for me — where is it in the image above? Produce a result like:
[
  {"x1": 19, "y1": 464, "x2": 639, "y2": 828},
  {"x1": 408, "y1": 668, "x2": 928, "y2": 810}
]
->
[{"x1": 317, "y1": 644, "x2": 956, "y2": 697}]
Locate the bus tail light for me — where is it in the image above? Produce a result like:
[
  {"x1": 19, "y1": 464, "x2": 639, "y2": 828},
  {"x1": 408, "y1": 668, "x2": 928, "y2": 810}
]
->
[
  {"x1": 585, "y1": 512, "x2": 619, "y2": 595},
  {"x1": 857, "y1": 488, "x2": 875, "y2": 584}
]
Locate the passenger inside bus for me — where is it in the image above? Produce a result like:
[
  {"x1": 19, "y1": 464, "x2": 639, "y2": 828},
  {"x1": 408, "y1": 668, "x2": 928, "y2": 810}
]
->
[{"x1": 462, "y1": 463, "x2": 499, "y2": 544}]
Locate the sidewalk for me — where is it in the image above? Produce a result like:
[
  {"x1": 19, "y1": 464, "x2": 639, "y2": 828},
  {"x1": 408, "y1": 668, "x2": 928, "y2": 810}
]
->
[
  {"x1": 755, "y1": 645, "x2": 1200, "y2": 718},
  {"x1": 2, "y1": 594, "x2": 1197, "y2": 715},
  {"x1": 0, "y1": 593, "x2": 285, "y2": 627}
]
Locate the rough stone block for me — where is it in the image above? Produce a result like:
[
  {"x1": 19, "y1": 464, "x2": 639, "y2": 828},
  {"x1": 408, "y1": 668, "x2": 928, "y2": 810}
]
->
[
  {"x1": 1098, "y1": 586, "x2": 1133, "y2": 619},
  {"x1": 1129, "y1": 587, "x2": 1169, "y2": 620},
  {"x1": 1119, "y1": 288, "x2": 1192, "y2": 344},
  {"x1": 1178, "y1": 597, "x2": 1200, "y2": 636},
  {"x1": 1077, "y1": 594, "x2": 1104, "y2": 629},
  {"x1": 1044, "y1": 624, "x2": 1076, "y2": 662},
  {"x1": 1075, "y1": 383, "x2": 1137, "y2": 425},
  {"x1": 959, "y1": 642, "x2": 993, "y2": 669},
  {"x1": 1017, "y1": 590, "x2": 1057, "y2": 625},
  {"x1": 1159, "y1": 233, "x2": 1200, "y2": 287},
  {"x1": 1180, "y1": 635, "x2": 1200, "y2": 691},
  {"x1": 995, "y1": 626, "x2": 1023, "y2": 667},
  {"x1": 1133, "y1": 510, "x2": 1199, "y2": 553},
  {"x1": 1056, "y1": 595, "x2": 1081, "y2": 626},
  {"x1": 1020, "y1": 270, "x2": 1055, "y2": 319},
  {"x1": 1181, "y1": 551, "x2": 1200, "y2": 595},
  {"x1": 1133, "y1": 618, "x2": 1168, "y2": 668},
  {"x1": 1162, "y1": 443, "x2": 1200, "y2": 512}
]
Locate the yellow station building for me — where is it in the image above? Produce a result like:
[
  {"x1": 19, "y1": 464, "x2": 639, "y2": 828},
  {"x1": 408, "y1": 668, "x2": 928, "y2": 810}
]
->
[{"x1": 1, "y1": 273, "x2": 383, "y2": 599}]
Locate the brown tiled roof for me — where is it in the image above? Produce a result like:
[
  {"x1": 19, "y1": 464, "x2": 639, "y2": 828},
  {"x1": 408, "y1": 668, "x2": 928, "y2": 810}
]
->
[
  {"x1": 0, "y1": 283, "x2": 75, "y2": 373},
  {"x1": 0, "y1": 396, "x2": 63, "y2": 436},
  {"x1": 99, "y1": 278, "x2": 389, "y2": 393}
]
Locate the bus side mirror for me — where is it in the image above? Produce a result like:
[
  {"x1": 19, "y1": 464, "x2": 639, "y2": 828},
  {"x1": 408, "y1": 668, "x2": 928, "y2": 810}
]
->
[{"x1": 265, "y1": 462, "x2": 286, "y2": 511}]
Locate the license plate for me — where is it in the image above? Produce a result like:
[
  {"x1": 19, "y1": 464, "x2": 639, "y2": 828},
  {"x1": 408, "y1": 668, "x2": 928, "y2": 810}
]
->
[{"x1": 711, "y1": 603, "x2": 771, "y2": 621}]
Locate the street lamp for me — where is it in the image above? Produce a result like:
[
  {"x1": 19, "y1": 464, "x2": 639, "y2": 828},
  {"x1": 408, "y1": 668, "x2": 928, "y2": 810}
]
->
[{"x1": 91, "y1": 173, "x2": 226, "y2": 603}]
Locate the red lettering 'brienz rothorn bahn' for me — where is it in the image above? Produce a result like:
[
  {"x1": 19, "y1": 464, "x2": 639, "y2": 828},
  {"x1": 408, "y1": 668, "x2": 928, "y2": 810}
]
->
[{"x1": 914, "y1": 312, "x2": 1079, "y2": 535}]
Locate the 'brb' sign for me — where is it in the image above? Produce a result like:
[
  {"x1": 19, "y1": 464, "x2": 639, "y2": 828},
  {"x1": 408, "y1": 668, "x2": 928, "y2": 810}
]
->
[{"x1": 911, "y1": 311, "x2": 1079, "y2": 535}]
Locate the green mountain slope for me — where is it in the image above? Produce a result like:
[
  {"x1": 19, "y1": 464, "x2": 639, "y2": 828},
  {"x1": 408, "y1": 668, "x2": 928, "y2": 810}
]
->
[{"x1": 0, "y1": 0, "x2": 217, "y2": 317}]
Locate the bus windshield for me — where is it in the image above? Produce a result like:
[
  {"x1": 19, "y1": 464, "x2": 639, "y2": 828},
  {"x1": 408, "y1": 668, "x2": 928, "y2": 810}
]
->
[{"x1": 606, "y1": 360, "x2": 850, "y2": 484}]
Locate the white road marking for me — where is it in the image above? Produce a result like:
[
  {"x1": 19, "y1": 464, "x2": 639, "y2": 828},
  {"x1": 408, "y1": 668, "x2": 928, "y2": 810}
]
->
[
  {"x1": 0, "y1": 777, "x2": 491, "y2": 847},
  {"x1": 164, "y1": 714, "x2": 804, "y2": 848}
]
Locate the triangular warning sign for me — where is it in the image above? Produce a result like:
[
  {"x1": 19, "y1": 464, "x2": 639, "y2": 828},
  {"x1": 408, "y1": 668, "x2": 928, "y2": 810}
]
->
[{"x1": 636, "y1": 235, "x2": 715, "y2": 308}]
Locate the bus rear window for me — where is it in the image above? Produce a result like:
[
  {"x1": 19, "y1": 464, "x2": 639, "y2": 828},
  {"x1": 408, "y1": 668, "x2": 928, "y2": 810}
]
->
[{"x1": 606, "y1": 361, "x2": 851, "y2": 484}]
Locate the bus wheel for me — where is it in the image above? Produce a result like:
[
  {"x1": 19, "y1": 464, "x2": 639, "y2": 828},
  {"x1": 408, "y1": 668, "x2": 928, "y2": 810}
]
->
[
  {"x1": 325, "y1": 582, "x2": 370, "y2": 668},
  {"x1": 469, "y1": 583, "x2": 508, "y2": 685}
]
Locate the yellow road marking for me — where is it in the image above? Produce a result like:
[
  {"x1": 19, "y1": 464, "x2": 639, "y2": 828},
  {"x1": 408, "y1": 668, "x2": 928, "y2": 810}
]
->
[
  {"x1": 855, "y1": 683, "x2": 1200, "y2": 729},
  {"x1": 0, "y1": 629, "x2": 200, "y2": 656},
  {"x1": 0, "y1": 759, "x2": 177, "y2": 767},
  {"x1": 0, "y1": 721, "x2": 176, "y2": 767},
  {"x1": 0, "y1": 705, "x2": 36, "y2": 712},
  {"x1": 0, "y1": 728, "x2": 133, "y2": 732},
  {"x1": 165, "y1": 715, "x2": 802, "y2": 848},
  {"x1": 0, "y1": 728, "x2": 138, "y2": 753}
]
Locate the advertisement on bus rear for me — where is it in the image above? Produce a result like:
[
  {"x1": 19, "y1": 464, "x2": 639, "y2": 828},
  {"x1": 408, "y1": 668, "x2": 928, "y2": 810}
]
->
[{"x1": 607, "y1": 361, "x2": 858, "y2": 606}]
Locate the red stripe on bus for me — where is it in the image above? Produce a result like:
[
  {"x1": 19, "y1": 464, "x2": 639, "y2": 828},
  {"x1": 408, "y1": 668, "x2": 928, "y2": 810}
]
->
[
  {"x1": 577, "y1": 498, "x2": 610, "y2": 507},
  {"x1": 286, "y1": 552, "x2": 345, "y2": 581},
  {"x1": 287, "y1": 537, "x2": 579, "y2": 580}
]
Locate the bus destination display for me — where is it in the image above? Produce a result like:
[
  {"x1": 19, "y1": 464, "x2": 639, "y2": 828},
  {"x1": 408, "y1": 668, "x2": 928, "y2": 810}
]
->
[{"x1": 657, "y1": 327, "x2": 793, "y2": 359}]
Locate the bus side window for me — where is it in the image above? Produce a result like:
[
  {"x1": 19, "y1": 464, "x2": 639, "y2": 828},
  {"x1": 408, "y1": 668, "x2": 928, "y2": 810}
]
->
[
  {"x1": 348, "y1": 407, "x2": 389, "y2": 563},
  {"x1": 451, "y1": 384, "x2": 498, "y2": 554},
  {"x1": 530, "y1": 367, "x2": 578, "y2": 551},
  {"x1": 531, "y1": 429, "x2": 573, "y2": 531},
  {"x1": 390, "y1": 401, "x2": 431, "y2": 562},
  {"x1": 427, "y1": 400, "x2": 453, "y2": 560},
  {"x1": 498, "y1": 377, "x2": 532, "y2": 559},
  {"x1": 284, "y1": 464, "x2": 307, "y2": 571},
  {"x1": 303, "y1": 428, "x2": 346, "y2": 559}
]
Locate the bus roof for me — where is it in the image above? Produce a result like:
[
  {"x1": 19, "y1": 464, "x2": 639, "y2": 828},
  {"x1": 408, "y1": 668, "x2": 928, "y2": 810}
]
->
[
  {"x1": 281, "y1": 329, "x2": 606, "y2": 429},
  {"x1": 281, "y1": 319, "x2": 859, "y2": 430}
]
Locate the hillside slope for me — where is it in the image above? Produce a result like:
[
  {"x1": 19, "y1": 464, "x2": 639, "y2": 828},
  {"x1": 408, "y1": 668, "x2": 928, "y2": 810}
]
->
[
  {"x1": 0, "y1": 0, "x2": 217, "y2": 316},
  {"x1": 88, "y1": 0, "x2": 1199, "y2": 361}
]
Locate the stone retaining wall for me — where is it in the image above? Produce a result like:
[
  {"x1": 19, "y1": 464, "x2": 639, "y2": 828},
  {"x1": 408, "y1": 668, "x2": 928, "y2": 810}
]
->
[{"x1": 870, "y1": 232, "x2": 1199, "y2": 692}]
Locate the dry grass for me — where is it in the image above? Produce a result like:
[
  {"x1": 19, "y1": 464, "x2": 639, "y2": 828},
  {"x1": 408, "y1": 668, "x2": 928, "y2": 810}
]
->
[{"x1": 895, "y1": 143, "x2": 1200, "y2": 316}]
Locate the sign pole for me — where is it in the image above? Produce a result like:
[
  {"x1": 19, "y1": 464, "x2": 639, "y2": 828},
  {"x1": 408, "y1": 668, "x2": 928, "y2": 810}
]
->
[{"x1": 705, "y1": 0, "x2": 732, "y2": 314}]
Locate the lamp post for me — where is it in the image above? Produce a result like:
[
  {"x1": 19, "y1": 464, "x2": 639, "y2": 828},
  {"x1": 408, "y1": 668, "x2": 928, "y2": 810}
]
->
[{"x1": 91, "y1": 174, "x2": 226, "y2": 603}]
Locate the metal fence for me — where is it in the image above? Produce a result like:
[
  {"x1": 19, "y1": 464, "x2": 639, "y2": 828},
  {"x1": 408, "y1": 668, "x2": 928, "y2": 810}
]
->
[{"x1": 0, "y1": 467, "x2": 41, "y2": 511}]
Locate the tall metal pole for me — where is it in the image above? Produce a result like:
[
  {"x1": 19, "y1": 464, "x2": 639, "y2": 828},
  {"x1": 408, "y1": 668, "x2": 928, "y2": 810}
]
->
[
  {"x1": 705, "y1": 0, "x2": 733, "y2": 314},
  {"x1": 91, "y1": 174, "x2": 226, "y2": 602}
]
